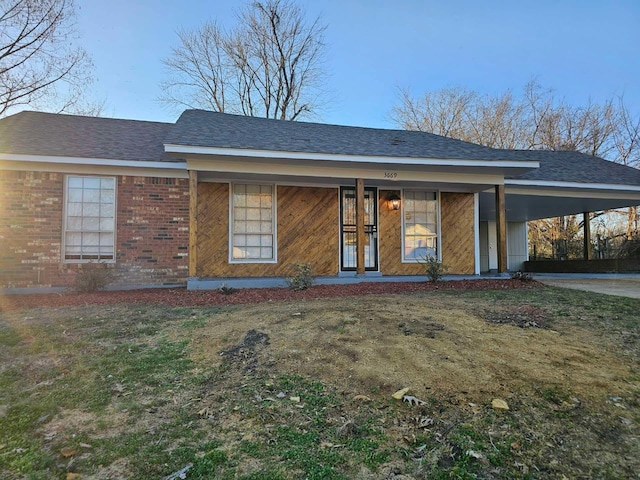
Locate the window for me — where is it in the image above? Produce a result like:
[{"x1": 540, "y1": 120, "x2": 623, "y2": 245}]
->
[
  {"x1": 64, "y1": 176, "x2": 116, "y2": 261},
  {"x1": 231, "y1": 184, "x2": 276, "y2": 261},
  {"x1": 403, "y1": 190, "x2": 438, "y2": 261}
]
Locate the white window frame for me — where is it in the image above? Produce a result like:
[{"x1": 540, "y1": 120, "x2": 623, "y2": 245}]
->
[
  {"x1": 229, "y1": 183, "x2": 277, "y2": 263},
  {"x1": 401, "y1": 189, "x2": 441, "y2": 263},
  {"x1": 62, "y1": 175, "x2": 117, "y2": 263}
]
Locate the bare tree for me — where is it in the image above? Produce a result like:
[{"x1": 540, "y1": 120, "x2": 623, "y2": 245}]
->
[
  {"x1": 160, "y1": 0, "x2": 327, "y2": 121},
  {"x1": 0, "y1": 0, "x2": 94, "y2": 116},
  {"x1": 392, "y1": 81, "x2": 640, "y2": 255}
]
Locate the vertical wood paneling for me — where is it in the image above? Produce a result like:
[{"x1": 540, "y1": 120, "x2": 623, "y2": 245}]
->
[
  {"x1": 277, "y1": 185, "x2": 339, "y2": 276},
  {"x1": 196, "y1": 183, "x2": 339, "y2": 278},
  {"x1": 196, "y1": 182, "x2": 230, "y2": 277},
  {"x1": 440, "y1": 192, "x2": 475, "y2": 274},
  {"x1": 196, "y1": 184, "x2": 476, "y2": 278}
]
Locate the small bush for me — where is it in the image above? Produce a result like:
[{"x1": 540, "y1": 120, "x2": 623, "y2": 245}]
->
[
  {"x1": 419, "y1": 255, "x2": 448, "y2": 283},
  {"x1": 286, "y1": 262, "x2": 315, "y2": 291},
  {"x1": 73, "y1": 262, "x2": 115, "y2": 292},
  {"x1": 511, "y1": 271, "x2": 533, "y2": 282},
  {"x1": 218, "y1": 283, "x2": 236, "y2": 295}
]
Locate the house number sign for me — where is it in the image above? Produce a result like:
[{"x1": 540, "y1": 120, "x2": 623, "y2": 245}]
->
[{"x1": 383, "y1": 171, "x2": 398, "y2": 179}]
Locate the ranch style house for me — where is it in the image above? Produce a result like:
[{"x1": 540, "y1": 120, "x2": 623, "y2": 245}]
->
[{"x1": 1, "y1": 110, "x2": 640, "y2": 291}]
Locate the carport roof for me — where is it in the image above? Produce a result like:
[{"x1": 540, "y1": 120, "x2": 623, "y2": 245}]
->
[{"x1": 503, "y1": 149, "x2": 640, "y2": 186}]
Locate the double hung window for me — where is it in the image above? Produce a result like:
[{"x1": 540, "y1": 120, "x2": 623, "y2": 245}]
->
[
  {"x1": 403, "y1": 190, "x2": 438, "y2": 261},
  {"x1": 64, "y1": 176, "x2": 116, "y2": 261},
  {"x1": 231, "y1": 184, "x2": 276, "y2": 261}
]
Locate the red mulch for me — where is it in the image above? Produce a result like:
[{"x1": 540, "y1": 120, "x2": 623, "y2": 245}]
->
[{"x1": 0, "y1": 279, "x2": 540, "y2": 313}]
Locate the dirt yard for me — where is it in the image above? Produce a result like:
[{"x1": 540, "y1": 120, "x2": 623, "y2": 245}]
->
[
  {"x1": 1, "y1": 281, "x2": 638, "y2": 479},
  {"x1": 183, "y1": 293, "x2": 632, "y2": 404}
]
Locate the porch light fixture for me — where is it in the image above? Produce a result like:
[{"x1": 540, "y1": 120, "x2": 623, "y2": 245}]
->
[{"x1": 387, "y1": 192, "x2": 401, "y2": 211}]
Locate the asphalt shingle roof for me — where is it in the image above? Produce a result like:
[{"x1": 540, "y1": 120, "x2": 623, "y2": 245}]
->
[
  {"x1": 1, "y1": 109, "x2": 639, "y2": 188},
  {"x1": 0, "y1": 111, "x2": 176, "y2": 162},
  {"x1": 504, "y1": 150, "x2": 640, "y2": 186},
  {"x1": 166, "y1": 109, "x2": 519, "y2": 162}
]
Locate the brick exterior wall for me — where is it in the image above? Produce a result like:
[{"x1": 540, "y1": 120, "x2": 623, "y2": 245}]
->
[{"x1": 0, "y1": 170, "x2": 189, "y2": 289}]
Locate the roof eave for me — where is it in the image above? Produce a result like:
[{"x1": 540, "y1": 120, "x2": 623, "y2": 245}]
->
[
  {"x1": 0, "y1": 153, "x2": 186, "y2": 169},
  {"x1": 506, "y1": 178, "x2": 640, "y2": 193},
  {"x1": 164, "y1": 143, "x2": 539, "y2": 171}
]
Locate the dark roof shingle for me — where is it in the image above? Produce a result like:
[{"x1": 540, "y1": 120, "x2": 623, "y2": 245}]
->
[
  {"x1": 1, "y1": 110, "x2": 639, "y2": 189},
  {"x1": 504, "y1": 150, "x2": 640, "y2": 186},
  {"x1": 166, "y1": 109, "x2": 524, "y2": 162},
  {"x1": 0, "y1": 111, "x2": 176, "y2": 162}
]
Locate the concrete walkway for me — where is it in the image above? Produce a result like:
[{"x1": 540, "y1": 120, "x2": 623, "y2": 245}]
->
[{"x1": 534, "y1": 273, "x2": 640, "y2": 299}]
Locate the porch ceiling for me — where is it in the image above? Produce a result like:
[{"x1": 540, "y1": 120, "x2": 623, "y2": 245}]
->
[
  {"x1": 186, "y1": 153, "x2": 513, "y2": 194},
  {"x1": 196, "y1": 168, "x2": 497, "y2": 193}
]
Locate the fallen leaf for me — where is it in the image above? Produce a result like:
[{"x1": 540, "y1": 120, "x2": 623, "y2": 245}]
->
[
  {"x1": 66, "y1": 473, "x2": 82, "y2": 480},
  {"x1": 353, "y1": 394, "x2": 371, "y2": 402},
  {"x1": 392, "y1": 387, "x2": 410, "y2": 400},
  {"x1": 60, "y1": 447, "x2": 76, "y2": 458},
  {"x1": 320, "y1": 441, "x2": 345, "y2": 449},
  {"x1": 466, "y1": 449, "x2": 484, "y2": 459},
  {"x1": 197, "y1": 407, "x2": 211, "y2": 417},
  {"x1": 290, "y1": 396, "x2": 301, "y2": 403},
  {"x1": 491, "y1": 398, "x2": 509, "y2": 410}
]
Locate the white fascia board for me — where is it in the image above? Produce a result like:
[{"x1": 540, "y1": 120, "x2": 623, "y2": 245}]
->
[
  {"x1": 0, "y1": 154, "x2": 188, "y2": 178},
  {"x1": 165, "y1": 143, "x2": 539, "y2": 169},
  {"x1": 506, "y1": 185, "x2": 640, "y2": 201},
  {"x1": 506, "y1": 178, "x2": 640, "y2": 193},
  {"x1": 0, "y1": 153, "x2": 186, "y2": 170}
]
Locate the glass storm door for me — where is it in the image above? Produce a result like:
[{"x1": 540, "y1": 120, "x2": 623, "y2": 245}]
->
[{"x1": 340, "y1": 186, "x2": 378, "y2": 271}]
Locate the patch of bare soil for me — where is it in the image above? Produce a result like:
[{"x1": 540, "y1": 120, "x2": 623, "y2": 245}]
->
[
  {"x1": 187, "y1": 294, "x2": 634, "y2": 403},
  {"x1": 0, "y1": 279, "x2": 538, "y2": 312},
  {"x1": 482, "y1": 304, "x2": 549, "y2": 329}
]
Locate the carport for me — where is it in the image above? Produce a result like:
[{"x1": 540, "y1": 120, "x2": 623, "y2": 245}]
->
[{"x1": 478, "y1": 150, "x2": 640, "y2": 272}]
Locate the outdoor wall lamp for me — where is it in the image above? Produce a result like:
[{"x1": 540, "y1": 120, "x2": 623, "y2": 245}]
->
[{"x1": 387, "y1": 192, "x2": 401, "y2": 211}]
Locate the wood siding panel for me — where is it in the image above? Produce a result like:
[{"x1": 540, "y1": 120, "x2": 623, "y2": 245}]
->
[
  {"x1": 196, "y1": 183, "x2": 339, "y2": 278},
  {"x1": 277, "y1": 186, "x2": 339, "y2": 276},
  {"x1": 440, "y1": 192, "x2": 475, "y2": 274},
  {"x1": 196, "y1": 182, "x2": 230, "y2": 277}
]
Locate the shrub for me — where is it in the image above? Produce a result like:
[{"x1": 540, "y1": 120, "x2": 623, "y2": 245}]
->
[
  {"x1": 511, "y1": 271, "x2": 533, "y2": 282},
  {"x1": 419, "y1": 255, "x2": 448, "y2": 283},
  {"x1": 286, "y1": 262, "x2": 315, "y2": 291},
  {"x1": 73, "y1": 262, "x2": 115, "y2": 292},
  {"x1": 218, "y1": 283, "x2": 236, "y2": 295}
]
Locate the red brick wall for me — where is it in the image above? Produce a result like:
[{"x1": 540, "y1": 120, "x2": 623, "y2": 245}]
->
[
  {"x1": 115, "y1": 176, "x2": 189, "y2": 286},
  {"x1": 0, "y1": 170, "x2": 189, "y2": 289}
]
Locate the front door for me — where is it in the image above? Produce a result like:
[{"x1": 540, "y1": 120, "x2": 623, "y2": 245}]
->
[{"x1": 340, "y1": 186, "x2": 378, "y2": 271}]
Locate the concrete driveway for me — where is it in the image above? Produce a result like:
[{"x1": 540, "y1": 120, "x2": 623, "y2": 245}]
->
[{"x1": 534, "y1": 273, "x2": 640, "y2": 299}]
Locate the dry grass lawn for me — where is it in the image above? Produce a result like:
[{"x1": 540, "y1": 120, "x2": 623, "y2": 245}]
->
[{"x1": 1, "y1": 284, "x2": 638, "y2": 479}]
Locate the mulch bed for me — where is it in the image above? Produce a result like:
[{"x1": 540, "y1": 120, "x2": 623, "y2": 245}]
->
[{"x1": 0, "y1": 279, "x2": 540, "y2": 313}]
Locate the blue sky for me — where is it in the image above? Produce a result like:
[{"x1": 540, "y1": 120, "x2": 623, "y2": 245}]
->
[{"x1": 76, "y1": 0, "x2": 640, "y2": 128}]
